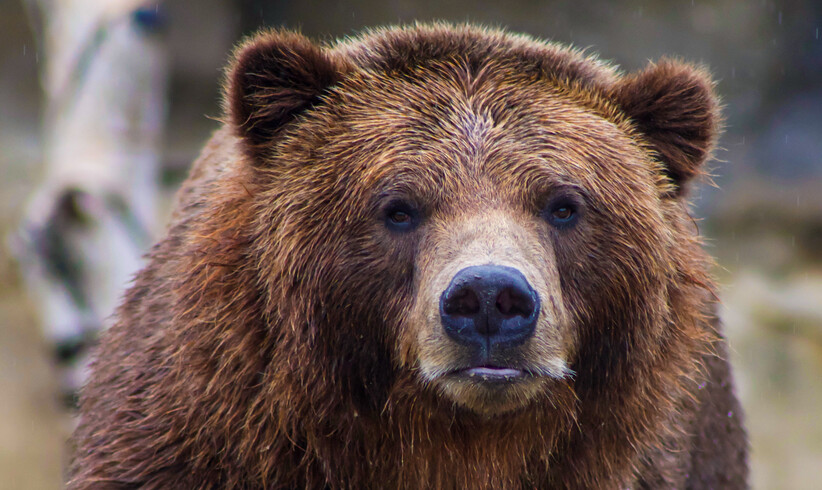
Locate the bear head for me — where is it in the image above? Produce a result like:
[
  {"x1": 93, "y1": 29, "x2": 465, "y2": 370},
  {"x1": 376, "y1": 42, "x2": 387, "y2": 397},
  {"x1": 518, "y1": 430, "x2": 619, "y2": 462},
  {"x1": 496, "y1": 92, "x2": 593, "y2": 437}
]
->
[{"x1": 224, "y1": 25, "x2": 718, "y2": 420}]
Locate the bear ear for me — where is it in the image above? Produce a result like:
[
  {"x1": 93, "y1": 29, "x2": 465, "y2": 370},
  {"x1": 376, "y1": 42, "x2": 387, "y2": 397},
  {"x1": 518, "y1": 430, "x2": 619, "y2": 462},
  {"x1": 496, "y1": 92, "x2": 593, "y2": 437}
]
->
[
  {"x1": 611, "y1": 59, "x2": 720, "y2": 196},
  {"x1": 226, "y1": 30, "x2": 344, "y2": 161}
]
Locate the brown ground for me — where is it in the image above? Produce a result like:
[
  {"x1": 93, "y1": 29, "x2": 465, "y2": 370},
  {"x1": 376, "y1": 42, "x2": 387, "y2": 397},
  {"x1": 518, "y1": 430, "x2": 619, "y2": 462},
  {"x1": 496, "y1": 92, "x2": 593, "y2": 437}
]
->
[{"x1": 0, "y1": 265, "x2": 70, "y2": 489}]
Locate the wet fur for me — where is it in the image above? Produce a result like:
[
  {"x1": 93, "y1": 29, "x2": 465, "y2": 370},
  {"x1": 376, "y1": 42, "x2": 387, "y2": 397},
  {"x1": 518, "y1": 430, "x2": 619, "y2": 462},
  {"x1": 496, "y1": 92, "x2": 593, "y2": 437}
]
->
[{"x1": 68, "y1": 23, "x2": 747, "y2": 489}]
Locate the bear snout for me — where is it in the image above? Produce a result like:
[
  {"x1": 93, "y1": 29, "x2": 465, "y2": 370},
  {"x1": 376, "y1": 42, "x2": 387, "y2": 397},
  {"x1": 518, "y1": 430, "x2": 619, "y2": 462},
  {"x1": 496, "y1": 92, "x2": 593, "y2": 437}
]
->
[{"x1": 439, "y1": 265, "x2": 539, "y2": 353}]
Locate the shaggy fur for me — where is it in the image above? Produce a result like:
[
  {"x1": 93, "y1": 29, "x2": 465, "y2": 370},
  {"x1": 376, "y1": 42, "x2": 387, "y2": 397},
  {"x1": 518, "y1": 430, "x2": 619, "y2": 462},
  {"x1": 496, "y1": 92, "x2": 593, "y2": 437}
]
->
[{"x1": 68, "y1": 23, "x2": 747, "y2": 489}]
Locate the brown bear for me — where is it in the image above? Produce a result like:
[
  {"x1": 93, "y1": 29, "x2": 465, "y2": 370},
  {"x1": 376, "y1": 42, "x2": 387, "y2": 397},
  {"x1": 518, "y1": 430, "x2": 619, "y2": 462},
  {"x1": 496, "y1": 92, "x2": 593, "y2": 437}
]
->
[{"x1": 68, "y1": 23, "x2": 748, "y2": 489}]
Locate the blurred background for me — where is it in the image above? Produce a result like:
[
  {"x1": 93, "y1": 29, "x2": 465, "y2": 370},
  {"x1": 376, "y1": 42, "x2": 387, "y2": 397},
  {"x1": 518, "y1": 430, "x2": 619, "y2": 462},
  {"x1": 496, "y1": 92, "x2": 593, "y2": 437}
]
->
[{"x1": 1, "y1": 0, "x2": 820, "y2": 488}]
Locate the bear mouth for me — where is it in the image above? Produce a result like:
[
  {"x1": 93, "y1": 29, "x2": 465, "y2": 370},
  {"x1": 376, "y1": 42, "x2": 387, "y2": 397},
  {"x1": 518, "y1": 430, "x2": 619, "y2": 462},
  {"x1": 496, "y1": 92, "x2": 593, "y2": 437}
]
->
[{"x1": 452, "y1": 366, "x2": 528, "y2": 383}]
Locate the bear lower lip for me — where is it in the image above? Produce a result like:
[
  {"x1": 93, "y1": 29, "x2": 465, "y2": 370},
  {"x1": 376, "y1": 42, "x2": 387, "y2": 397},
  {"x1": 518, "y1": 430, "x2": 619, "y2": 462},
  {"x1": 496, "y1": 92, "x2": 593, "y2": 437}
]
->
[{"x1": 460, "y1": 366, "x2": 525, "y2": 381}]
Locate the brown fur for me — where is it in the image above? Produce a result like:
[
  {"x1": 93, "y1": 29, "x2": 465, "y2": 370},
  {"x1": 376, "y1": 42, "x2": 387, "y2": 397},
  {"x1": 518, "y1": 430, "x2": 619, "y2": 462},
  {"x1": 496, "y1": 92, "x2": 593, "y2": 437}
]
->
[{"x1": 68, "y1": 23, "x2": 747, "y2": 489}]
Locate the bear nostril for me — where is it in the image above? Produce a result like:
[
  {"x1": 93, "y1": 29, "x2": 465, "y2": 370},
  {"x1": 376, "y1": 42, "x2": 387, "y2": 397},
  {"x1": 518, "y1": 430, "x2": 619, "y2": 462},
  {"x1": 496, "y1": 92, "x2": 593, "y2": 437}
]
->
[
  {"x1": 495, "y1": 287, "x2": 534, "y2": 318},
  {"x1": 444, "y1": 288, "x2": 480, "y2": 317}
]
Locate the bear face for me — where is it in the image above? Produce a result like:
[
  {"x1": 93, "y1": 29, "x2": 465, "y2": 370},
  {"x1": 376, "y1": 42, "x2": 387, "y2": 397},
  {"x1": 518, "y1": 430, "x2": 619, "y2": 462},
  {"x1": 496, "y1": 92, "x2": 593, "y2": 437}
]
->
[{"x1": 229, "y1": 27, "x2": 712, "y2": 417}]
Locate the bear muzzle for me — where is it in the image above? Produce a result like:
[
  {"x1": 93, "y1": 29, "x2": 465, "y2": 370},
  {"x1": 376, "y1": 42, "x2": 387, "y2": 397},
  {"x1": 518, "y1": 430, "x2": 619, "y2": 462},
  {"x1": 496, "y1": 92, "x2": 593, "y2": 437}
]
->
[{"x1": 439, "y1": 264, "x2": 539, "y2": 381}]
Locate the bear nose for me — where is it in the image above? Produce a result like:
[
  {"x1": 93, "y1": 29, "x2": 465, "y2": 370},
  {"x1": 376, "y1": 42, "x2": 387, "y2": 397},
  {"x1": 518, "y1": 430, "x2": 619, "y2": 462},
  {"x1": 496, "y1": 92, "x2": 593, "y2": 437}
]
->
[{"x1": 440, "y1": 265, "x2": 539, "y2": 351}]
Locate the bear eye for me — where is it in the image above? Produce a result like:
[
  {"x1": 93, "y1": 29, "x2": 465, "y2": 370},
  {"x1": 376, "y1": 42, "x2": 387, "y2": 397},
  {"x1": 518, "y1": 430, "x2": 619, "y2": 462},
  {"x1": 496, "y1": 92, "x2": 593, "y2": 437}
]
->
[
  {"x1": 384, "y1": 201, "x2": 419, "y2": 232},
  {"x1": 390, "y1": 210, "x2": 411, "y2": 224},
  {"x1": 543, "y1": 195, "x2": 581, "y2": 229},
  {"x1": 552, "y1": 206, "x2": 574, "y2": 221}
]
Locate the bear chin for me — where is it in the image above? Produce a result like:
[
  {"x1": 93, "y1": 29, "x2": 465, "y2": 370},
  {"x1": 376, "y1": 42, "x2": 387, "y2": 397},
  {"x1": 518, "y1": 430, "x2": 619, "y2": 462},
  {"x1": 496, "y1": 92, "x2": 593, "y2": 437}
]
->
[{"x1": 432, "y1": 367, "x2": 564, "y2": 415}]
